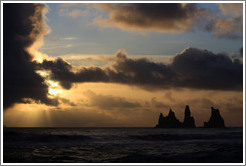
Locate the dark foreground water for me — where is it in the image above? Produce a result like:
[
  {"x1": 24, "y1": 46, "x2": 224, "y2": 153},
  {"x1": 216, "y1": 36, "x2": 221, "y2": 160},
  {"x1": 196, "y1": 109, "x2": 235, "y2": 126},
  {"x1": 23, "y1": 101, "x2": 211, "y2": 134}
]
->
[{"x1": 3, "y1": 127, "x2": 243, "y2": 163}]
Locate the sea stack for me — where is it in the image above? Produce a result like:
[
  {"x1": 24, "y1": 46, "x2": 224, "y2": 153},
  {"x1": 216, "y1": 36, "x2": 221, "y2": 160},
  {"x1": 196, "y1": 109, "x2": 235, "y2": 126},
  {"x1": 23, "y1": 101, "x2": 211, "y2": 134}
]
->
[
  {"x1": 156, "y1": 109, "x2": 182, "y2": 128},
  {"x1": 204, "y1": 107, "x2": 225, "y2": 128},
  {"x1": 182, "y1": 105, "x2": 196, "y2": 128}
]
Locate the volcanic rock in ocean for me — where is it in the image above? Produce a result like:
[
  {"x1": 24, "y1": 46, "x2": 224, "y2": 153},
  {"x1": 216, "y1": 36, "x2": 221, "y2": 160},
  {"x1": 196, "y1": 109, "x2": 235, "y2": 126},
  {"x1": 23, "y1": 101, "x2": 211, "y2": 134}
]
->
[
  {"x1": 182, "y1": 105, "x2": 196, "y2": 128},
  {"x1": 156, "y1": 109, "x2": 182, "y2": 128},
  {"x1": 204, "y1": 107, "x2": 225, "y2": 128}
]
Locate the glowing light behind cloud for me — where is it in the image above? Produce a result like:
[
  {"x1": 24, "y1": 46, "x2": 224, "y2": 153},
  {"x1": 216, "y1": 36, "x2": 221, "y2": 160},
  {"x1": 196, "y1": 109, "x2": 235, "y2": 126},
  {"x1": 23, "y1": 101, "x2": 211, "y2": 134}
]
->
[{"x1": 3, "y1": 3, "x2": 243, "y2": 128}]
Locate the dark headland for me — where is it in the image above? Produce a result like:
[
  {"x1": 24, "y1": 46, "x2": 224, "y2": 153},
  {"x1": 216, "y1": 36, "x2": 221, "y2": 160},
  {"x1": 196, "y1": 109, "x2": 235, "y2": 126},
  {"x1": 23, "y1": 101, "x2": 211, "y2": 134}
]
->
[{"x1": 156, "y1": 105, "x2": 225, "y2": 128}]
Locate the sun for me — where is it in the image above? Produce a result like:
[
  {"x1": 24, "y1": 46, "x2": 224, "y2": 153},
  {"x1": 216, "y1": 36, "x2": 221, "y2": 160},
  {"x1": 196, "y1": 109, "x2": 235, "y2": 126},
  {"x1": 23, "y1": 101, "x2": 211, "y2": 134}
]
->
[
  {"x1": 36, "y1": 70, "x2": 49, "y2": 77},
  {"x1": 46, "y1": 80, "x2": 62, "y2": 96},
  {"x1": 48, "y1": 88, "x2": 62, "y2": 96},
  {"x1": 47, "y1": 80, "x2": 58, "y2": 87},
  {"x1": 36, "y1": 70, "x2": 63, "y2": 96}
]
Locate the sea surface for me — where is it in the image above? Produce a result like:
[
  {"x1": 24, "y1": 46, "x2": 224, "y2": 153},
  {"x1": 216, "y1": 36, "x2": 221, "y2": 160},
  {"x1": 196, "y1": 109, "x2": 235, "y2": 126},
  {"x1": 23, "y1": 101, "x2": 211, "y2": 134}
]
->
[{"x1": 3, "y1": 127, "x2": 243, "y2": 163}]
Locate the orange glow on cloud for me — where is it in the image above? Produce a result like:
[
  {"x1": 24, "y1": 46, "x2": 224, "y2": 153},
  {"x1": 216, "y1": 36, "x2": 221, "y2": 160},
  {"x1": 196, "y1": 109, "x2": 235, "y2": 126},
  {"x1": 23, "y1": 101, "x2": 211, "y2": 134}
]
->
[{"x1": 3, "y1": 83, "x2": 243, "y2": 127}]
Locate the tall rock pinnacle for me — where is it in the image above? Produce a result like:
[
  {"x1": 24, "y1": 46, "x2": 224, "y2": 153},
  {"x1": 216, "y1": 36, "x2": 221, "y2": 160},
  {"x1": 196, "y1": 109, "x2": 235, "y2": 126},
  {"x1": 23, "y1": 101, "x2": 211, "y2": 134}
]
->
[{"x1": 183, "y1": 105, "x2": 196, "y2": 128}]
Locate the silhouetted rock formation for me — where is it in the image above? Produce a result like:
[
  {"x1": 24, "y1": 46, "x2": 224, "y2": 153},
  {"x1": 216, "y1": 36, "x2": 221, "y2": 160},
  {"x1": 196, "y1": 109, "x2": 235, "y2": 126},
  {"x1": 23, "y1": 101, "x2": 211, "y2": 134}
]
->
[
  {"x1": 156, "y1": 106, "x2": 226, "y2": 128},
  {"x1": 182, "y1": 105, "x2": 196, "y2": 128},
  {"x1": 156, "y1": 106, "x2": 196, "y2": 128},
  {"x1": 156, "y1": 109, "x2": 182, "y2": 128},
  {"x1": 204, "y1": 107, "x2": 225, "y2": 128}
]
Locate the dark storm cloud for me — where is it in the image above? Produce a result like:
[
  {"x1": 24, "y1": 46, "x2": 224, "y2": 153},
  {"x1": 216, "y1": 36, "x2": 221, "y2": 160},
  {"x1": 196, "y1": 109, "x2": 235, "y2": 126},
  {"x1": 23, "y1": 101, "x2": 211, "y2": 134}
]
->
[
  {"x1": 4, "y1": 4, "x2": 58, "y2": 109},
  {"x1": 94, "y1": 3, "x2": 207, "y2": 32},
  {"x1": 171, "y1": 48, "x2": 243, "y2": 90},
  {"x1": 40, "y1": 48, "x2": 243, "y2": 91},
  {"x1": 40, "y1": 58, "x2": 110, "y2": 89},
  {"x1": 91, "y1": 3, "x2": 243, "y2": 38}
]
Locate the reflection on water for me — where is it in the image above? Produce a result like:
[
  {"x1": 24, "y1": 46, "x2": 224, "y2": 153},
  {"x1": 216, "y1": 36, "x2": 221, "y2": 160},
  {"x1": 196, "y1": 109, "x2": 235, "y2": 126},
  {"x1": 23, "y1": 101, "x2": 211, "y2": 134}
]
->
[{"x1": 3, "y1": 127, "x2": 243, "y2": 163}]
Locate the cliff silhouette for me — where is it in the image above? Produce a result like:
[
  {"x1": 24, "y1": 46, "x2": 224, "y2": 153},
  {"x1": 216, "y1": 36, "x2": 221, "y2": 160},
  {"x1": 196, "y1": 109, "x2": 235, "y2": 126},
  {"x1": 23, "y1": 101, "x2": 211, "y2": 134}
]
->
[{"x1": 156, "y1": 106, "x2": 225, "y2": 128}]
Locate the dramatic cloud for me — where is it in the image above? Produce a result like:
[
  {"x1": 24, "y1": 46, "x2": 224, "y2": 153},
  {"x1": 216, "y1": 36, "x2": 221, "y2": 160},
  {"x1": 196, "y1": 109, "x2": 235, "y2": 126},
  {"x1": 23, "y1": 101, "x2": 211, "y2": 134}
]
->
[
  {"x1": 170, "y1": 48, "x2": 242, "y2": 90},
  {"x1": 40, "y1": 58, "x2": 110, "y2": 89},
  {"x1": 91, "y1": 3, "x2": 243, "y2": 38},
  {"x1": 39, "y1": 48, "x2": 243, "y2": 91},
  {"x1": 3, "y1": 4, "x2": 58, "y2": 109},
  {"x1": 93, "y1": 3, "x2": 207, "y2": 33},
  {"x1": 4, "y1": 3, "x2": 243, "y2": 109}
]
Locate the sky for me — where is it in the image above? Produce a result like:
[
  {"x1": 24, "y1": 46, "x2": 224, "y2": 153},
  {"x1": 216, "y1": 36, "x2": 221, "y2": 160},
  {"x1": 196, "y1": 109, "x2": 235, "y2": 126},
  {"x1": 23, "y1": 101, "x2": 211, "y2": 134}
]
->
[{"x1": 3, "y1": 2, "x2": 244, "y2": 127}]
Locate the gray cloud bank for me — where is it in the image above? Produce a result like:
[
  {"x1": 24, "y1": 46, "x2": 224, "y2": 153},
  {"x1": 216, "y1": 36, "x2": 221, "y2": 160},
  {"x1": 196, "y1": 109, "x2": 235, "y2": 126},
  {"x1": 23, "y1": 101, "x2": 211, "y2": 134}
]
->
[{"x1": 39, "y1": 48, "x2": 243, "y2": 92}]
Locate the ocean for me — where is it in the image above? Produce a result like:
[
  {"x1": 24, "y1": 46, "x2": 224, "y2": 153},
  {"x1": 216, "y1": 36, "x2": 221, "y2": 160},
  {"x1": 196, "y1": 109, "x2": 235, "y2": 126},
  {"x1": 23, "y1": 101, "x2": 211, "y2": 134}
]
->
[{"x1": 3, "y1": 127, "x2": 243, "y2": 163}]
